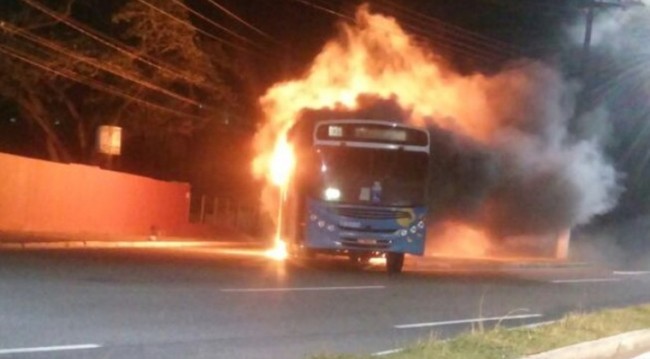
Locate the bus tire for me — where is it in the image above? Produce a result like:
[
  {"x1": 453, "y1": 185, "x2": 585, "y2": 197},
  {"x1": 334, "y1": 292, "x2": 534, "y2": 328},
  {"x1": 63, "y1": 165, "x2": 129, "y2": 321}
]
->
[{"x1": 386, "y1": 252, "x2": 404, "y2": 274}]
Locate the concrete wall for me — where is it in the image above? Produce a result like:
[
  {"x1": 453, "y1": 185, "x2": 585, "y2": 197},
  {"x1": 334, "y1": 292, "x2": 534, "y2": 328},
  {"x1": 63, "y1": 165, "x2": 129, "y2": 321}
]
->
[{"x1": 0, "y1": 152, "x2": 190, "y2": 237}]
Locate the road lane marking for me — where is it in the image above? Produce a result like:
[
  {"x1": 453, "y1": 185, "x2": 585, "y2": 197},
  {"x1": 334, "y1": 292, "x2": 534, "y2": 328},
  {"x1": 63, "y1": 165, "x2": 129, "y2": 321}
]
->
[
  {"x1": 0, "y1": 344, "x2": 101, "y2": 355},
  {"x1": 613, "y1": 271, "x2": 650, "y2": 276},
  {"x1": 395, "y1": 313, "x2": 543, "y2": 329},
  {"x1": 221, "y1": 285, "x2": 386, "y2": 293},
  {"x1": 372, "y1": 348, "x2": 405, "y2": 356},
  {"x1": 550, "y1": 278, "x2": 621, "y2": 284}
]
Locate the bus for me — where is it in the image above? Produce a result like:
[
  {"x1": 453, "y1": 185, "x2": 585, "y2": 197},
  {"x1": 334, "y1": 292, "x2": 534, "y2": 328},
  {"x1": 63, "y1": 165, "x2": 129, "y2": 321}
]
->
[{"x1": 282, "y1": 119, "x2": 430, "y2": 274}]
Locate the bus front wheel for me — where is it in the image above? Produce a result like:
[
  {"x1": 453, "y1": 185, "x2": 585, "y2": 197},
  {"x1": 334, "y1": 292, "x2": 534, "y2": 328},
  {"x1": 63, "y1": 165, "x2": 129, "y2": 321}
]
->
[{"x1": 386, "y1": 252, "x2": 404, "y2": 274}]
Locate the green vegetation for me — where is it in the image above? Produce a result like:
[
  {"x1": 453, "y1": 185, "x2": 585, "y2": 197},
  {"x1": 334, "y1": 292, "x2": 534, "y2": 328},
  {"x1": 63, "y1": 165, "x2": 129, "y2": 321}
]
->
[{"x1": 313, "y1": 304, "x2": 650, "y2": 359}]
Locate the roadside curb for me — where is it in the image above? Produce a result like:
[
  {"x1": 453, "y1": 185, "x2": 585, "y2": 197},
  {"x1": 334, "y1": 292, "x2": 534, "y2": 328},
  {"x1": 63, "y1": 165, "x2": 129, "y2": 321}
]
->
[
  {"x1": 0, "y1": 240, "x2": 267, "y2": 250},
  {"x1": 522, "y1": 329, "x2": 650, "y2": 359},
  {"x1": 501, "y1": 261, "x2": 591, "y2": 269},
  {"x1": 407, "y1": 257, "x2": 591, "y2": 271}
]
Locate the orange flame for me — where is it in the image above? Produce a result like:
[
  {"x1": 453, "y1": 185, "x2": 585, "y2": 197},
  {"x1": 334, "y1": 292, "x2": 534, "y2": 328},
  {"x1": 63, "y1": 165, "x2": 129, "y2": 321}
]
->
[
  {"x1": 263, "y1": 136, "x2": 294, "y2": 261},
  {"x1": 427, "y1": 222, "x2": 493, "y2": 258},
  {"x1": 254, "y1": 5, "x2": 532, "y2": 260},
  {"x1": 253, "y1": 4, "x2": 511, "y2": 184},
  {"x1": 269, "y1": 136, "x2": 295, "y2": 188},
  {"x1": 265, "y1": 235, "x2": 288, "y2": 261}
]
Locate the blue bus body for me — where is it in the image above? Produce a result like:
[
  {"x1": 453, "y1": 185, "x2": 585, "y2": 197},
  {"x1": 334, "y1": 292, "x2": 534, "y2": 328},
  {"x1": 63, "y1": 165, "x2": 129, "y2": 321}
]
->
[
  {"x1": 305, "y1": 199, "x2": 427, "y2": 255},
  {"x1": 284, "y1": 119, "x2": 430, "y2": 273}
]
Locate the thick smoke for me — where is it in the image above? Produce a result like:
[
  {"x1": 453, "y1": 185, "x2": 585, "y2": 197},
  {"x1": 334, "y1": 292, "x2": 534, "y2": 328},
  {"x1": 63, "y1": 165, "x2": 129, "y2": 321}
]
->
[
  {"x1": 257, "y1": 5, "x2": 623, "y2": 245},
  {"x1": 298, "y1": 84, "x2": 620, "y2": 239},
  {"x1": 562, "y1": 3, "x2": 650, "y2": 264}
]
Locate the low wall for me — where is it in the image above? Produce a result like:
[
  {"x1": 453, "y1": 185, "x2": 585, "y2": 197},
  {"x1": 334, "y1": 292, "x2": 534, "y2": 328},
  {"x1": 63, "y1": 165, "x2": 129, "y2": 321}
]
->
[{"x1": 0, "y1": 152, "x2": 190, "y2": 237}]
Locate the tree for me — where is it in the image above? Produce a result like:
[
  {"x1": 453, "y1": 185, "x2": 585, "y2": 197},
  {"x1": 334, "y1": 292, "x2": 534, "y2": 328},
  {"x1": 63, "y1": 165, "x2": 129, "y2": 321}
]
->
[{"x1": 0, "y1": 0, "x2": 244, "y2": 178}]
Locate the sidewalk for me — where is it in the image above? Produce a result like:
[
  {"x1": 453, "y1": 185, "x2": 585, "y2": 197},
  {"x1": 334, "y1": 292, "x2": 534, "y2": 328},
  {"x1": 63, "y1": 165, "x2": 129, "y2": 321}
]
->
[
  {"x1": 523, "y1": 330, "x2": 650, "y2": 359},
  {"x1": 0, "y1": 229, "x2": 264, "y2": 249}
]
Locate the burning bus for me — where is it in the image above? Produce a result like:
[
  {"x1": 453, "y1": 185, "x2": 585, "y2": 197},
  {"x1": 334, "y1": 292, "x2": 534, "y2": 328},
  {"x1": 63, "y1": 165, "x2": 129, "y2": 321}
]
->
[
  {"x1": 256, "y1": 5, "x2": 617, "y2": 271},
  {"x1": 279, "y1": 119, "x2": 430, "y2": 274}
]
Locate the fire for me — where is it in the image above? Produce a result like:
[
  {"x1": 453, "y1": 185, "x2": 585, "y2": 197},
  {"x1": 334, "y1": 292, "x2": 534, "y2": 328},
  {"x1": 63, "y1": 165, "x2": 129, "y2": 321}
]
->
[
  {"x1": 427, "y1": 222, "x2": 493, "y2": 258},
  {"x1": 254, "y1": 5, "x2": 532, "y2": 260},
  {"x1": 263, "y1": 136, "x2": 295, "y2": 261},
  {"x1": 253, "y1": 4, "x2": 514, "y2": 204},
  {"x1": 265, "y1": 235, "x2": 289, "y2": 261},
  {"x1": 253, "y1": 4, "x2": 511, "y2": 183},
  {"x1": 269, "y1": 136, "x2": 295, "y2": 188}
]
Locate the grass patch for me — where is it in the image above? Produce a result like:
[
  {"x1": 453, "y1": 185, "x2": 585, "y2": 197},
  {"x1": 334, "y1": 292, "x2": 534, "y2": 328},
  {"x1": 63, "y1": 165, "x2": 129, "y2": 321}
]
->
[{"x1": 313, "y1": 304, "x2": 650, "y2": 359}]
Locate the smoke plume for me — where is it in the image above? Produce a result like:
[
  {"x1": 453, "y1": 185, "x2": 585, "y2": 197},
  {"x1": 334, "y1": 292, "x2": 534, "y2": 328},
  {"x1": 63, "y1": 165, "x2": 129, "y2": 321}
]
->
[{"x1": 255, "y1": 5, "x2": 622, "y2": 243}]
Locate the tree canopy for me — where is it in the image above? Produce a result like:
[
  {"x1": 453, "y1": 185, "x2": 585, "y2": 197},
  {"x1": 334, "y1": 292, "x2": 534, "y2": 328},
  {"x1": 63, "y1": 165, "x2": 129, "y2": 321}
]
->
[{"x1": 0, "y1": 0, "x2": 250, "y2": 177}]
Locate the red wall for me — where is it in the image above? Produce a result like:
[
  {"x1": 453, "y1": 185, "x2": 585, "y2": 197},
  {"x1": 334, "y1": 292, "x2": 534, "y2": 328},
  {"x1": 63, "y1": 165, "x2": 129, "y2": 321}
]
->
[{"x1": 0, "y1": 152, "x2": 190, "y2": 237}]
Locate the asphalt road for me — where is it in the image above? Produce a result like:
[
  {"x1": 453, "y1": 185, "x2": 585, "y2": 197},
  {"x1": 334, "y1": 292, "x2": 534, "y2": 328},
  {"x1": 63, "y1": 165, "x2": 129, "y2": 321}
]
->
[{"x1": 0, "y1": 244, "x2": 649, "y2": 359}]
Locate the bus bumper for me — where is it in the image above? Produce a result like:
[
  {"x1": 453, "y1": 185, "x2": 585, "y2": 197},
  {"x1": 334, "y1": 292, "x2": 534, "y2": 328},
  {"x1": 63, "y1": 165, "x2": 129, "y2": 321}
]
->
[{"x1": 304, "y1": 200, "x2": 426, "y2": 256}]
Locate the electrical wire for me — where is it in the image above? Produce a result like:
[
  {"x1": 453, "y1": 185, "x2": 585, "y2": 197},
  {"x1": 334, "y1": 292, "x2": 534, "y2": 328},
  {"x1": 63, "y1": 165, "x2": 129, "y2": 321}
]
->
[
  {"x1": 288, "y1": 0, "x2": 354, "y2": 21},
  {"x1": 291, "y1": 0, "x2": 504, "y2": 63},
  {"x1": 373, "y1": 0, "x2": 522, "y2": 56},
  {"x1": 0, "y1": 22, "x2": 209, "y2": 110},
  {"x1": 0, "y1": 43, "x2": 203, "y2": 120},
  {"x1": 134, "y1": 0, "x2": 254, "y2": 54},
  {"x1": 202, "y1": 0, "x2": 283, "y2": 44},
  {"x1": 20, "y1": 0, "x2": 221, "y2": 92},
  {"x1": 169, "y1": 0, "x2": 266, "y2": 50}
]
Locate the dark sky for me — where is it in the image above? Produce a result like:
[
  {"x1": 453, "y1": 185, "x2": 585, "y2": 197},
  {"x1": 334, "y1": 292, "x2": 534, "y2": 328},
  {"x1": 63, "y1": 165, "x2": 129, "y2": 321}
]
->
[
  {"x1": 199, "y1": 0, "x2": 583, "y2": 86},
  {"x1": 0, "y1": 0, "x2": 584, "y2": 111}
]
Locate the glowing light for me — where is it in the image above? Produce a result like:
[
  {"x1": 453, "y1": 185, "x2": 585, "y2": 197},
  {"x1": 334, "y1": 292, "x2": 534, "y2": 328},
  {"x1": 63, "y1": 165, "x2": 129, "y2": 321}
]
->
[
  {"x1": 265, "y1": 236, "x2": 288, "y2": 261},
  {"x1": 252, "y1": 4, "x2": 528, "y2": 263},
  {"x1": 427, "y1": 222, "x2": 492, "y2": 258},
  {"x1": 269, "y1": 137, "x2": 295, "y2": 188},
  {"x1": 324, "y1": 187, "x2": 341, "y2": 201}
]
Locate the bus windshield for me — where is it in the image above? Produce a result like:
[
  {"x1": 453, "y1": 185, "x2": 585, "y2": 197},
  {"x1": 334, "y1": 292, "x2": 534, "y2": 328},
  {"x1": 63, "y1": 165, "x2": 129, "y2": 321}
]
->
[{"x1": 313, "y1": 146, "x2": 429, "y2": 207}]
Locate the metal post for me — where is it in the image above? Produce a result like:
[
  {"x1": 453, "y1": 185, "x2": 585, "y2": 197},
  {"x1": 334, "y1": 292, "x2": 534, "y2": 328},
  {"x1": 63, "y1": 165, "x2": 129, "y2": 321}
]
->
[{"x1": 199, "y1": 195, "x2": 206, "y2": 223}]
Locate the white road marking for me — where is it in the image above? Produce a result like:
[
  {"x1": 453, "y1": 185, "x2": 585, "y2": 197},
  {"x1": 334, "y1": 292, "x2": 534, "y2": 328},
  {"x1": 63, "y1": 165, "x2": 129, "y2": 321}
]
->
[
  {"x1": 551, "y1": 278, "x2": 622, "y2": 284},
  {"x1": 613, "y1": 271, "x2": 650, "y2": 276},
  {"x1": 221, "y1": 285, "x2": 386, "y2": 293},
  {"x1": 372, "y1": 348, "x2": 405, "y2": 356},
  {"x1": 631, "y1": 352, "x2": 650, "y2": 359},
  {"x1": 395, "y1": 313, "x2": 543, "y2": 329},
  {"x1": 0, "y1": 344, "x2": 101, "y2": 355}
]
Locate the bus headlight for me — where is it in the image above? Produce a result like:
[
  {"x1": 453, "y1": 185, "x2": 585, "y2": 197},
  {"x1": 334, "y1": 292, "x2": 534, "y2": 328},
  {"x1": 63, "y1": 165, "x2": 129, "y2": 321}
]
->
[
  {"x1": 409, "y1": 226, "x2": 417, "y2": 234},
  {"x1": 398, "y1": 229, "x2": 408, "y2": 237},
  {"x1": 326, "y1": 224, "x2": 336, "y2": 232},
  {"x1": 417, "y1": 220, "x2": 425, "y2": 229},
  {"x1": 318, "y1": 220, "x2": 326, "y2": 228},
  {"x1": 324, "y1": 187, "x2": 341, "y2": 201}
]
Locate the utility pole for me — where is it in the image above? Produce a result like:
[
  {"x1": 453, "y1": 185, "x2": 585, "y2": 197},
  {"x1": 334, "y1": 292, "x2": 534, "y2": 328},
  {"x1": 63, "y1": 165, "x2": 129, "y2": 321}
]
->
[
  {"x1": 579, "y1": 0, "x2": 644, "y2": 78},
  {"x1": 575, "y1": 0, "x2": 644, "y2": 120}
]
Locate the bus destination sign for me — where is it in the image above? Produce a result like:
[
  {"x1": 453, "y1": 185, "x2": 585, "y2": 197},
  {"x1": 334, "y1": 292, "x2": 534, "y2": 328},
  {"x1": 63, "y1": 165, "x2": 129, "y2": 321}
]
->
[{"x1": 317, "y1": 123, "x2": 427, "y2": 146}]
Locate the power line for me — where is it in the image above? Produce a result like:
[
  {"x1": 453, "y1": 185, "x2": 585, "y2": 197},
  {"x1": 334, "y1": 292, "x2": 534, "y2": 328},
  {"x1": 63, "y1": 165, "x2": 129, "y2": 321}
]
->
[
  {"x1": 288, "y1": 0, "x2": 354, "y2": 22},
  {"x1": 292, "y1": 0, "x2": 505, "y2": 64},
  {"x1": 0, "y1": 43, "x2": 203, "y2": 120},
  {"x1": 134, "y1": 0, "x2": 252, "y2": 54},
  {"x1": 374, "y1": 0, "x2": 522, "y2": 56},
  {"x1": 20, "y1": 0, "x2": 220, "y2": 92},
  {"x1": 202, "y1": 0, "x2": 283, "y2": 44},
  {"x1": 0, "y1": 22, "x2": 209, "y2": 110},
  {"x1": 371, "y1": 0, "x2": 520, "y2": 60},
  {"x1": 396, "y1": 19, "x2": 507, "y2": 63},
  {"x1": 170, "y1": 0, "x2": 267, "y2": 50}
]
